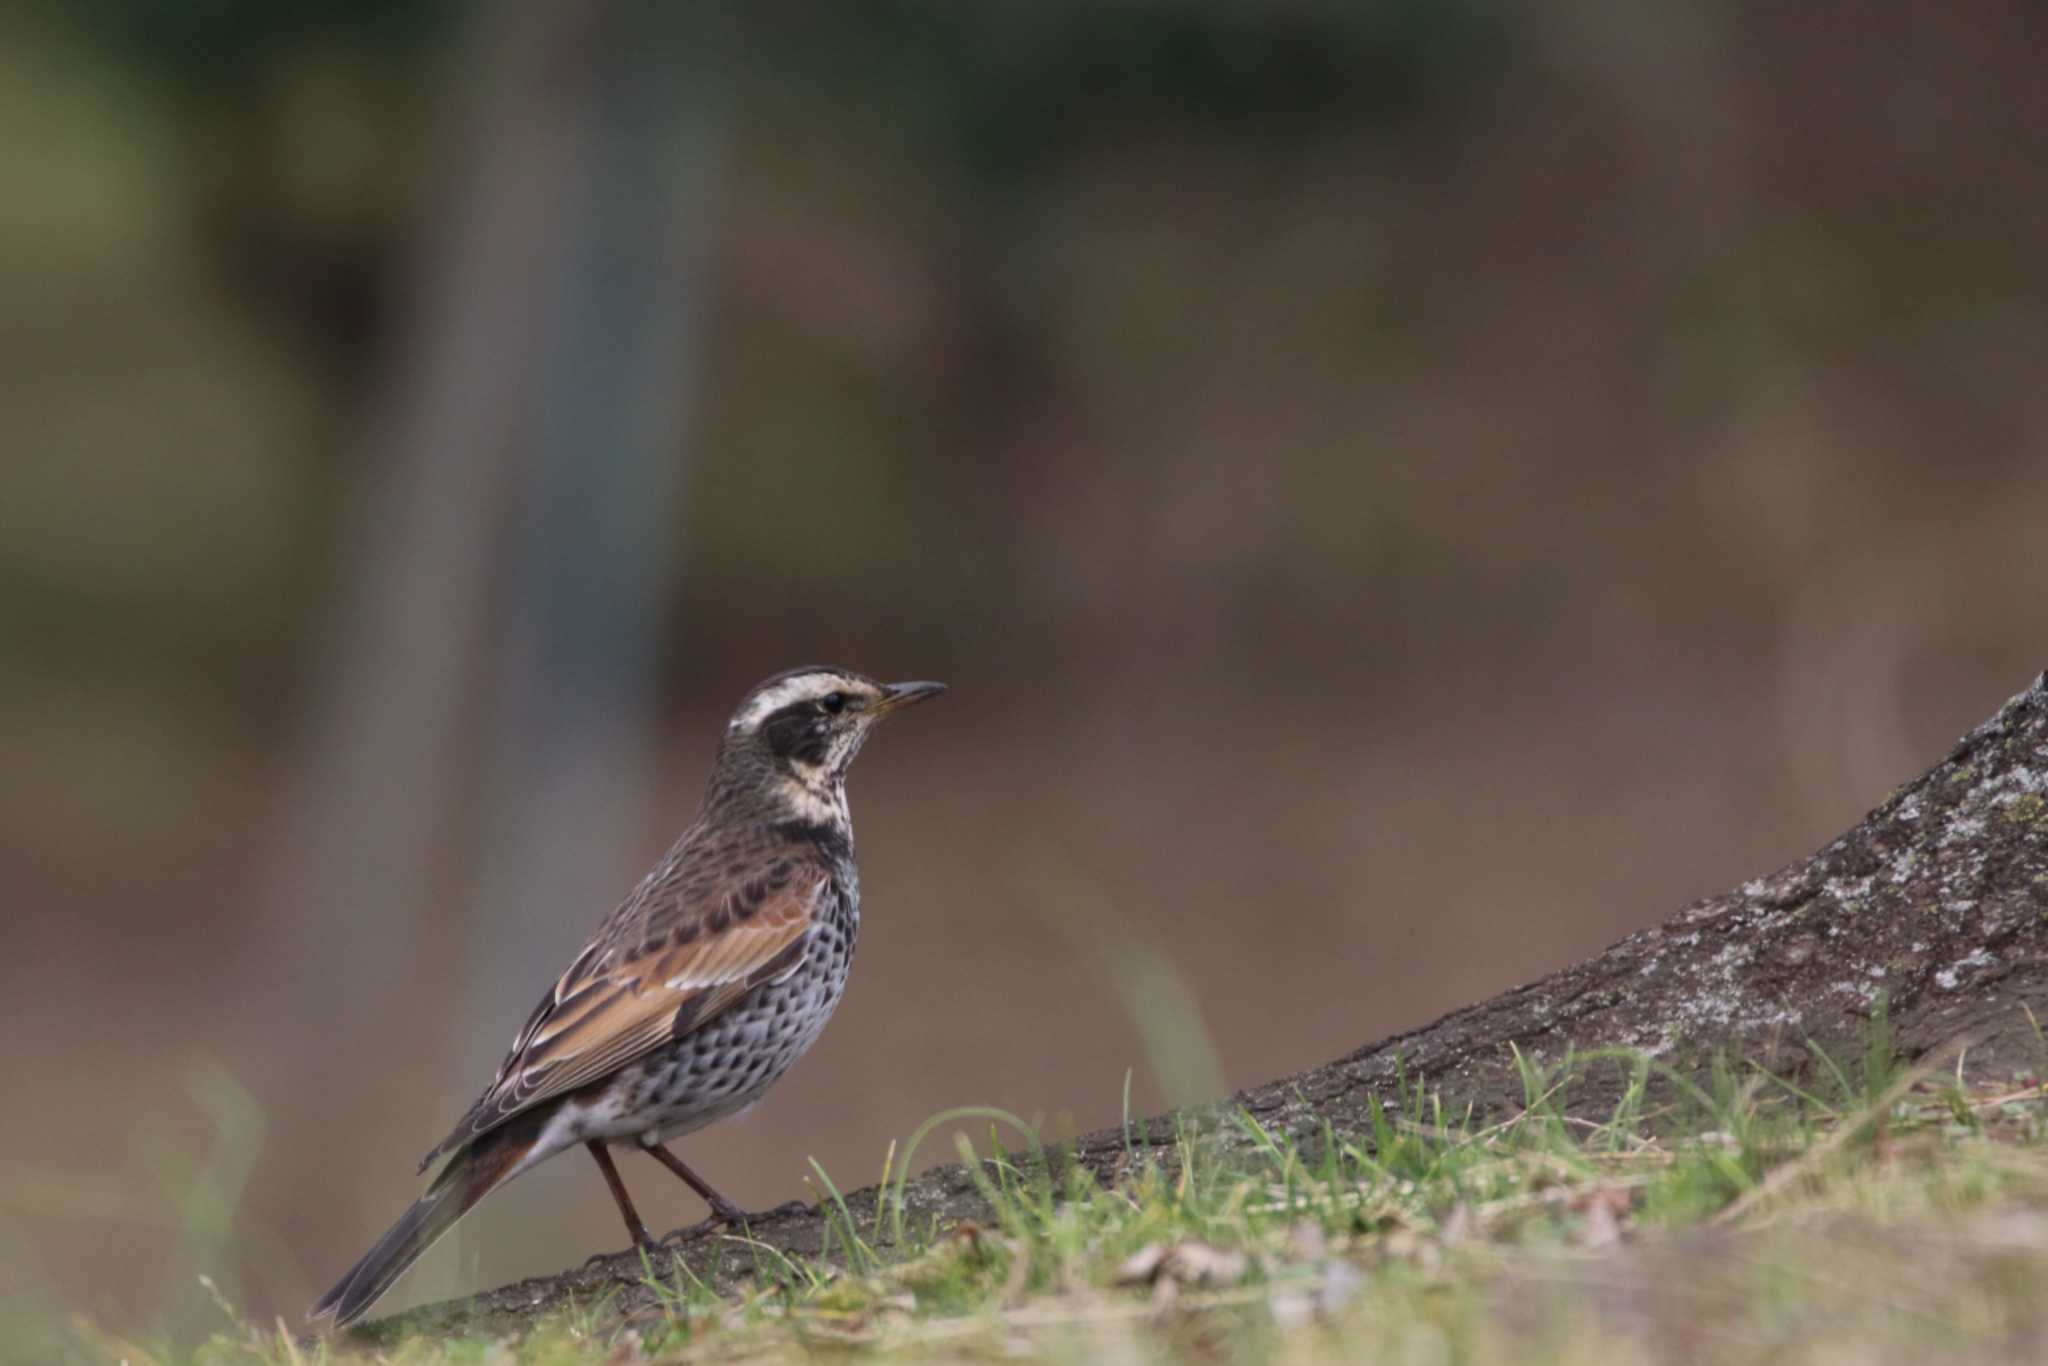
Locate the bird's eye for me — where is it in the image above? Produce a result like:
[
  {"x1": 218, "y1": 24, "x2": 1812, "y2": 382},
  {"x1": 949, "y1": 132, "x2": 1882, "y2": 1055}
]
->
[{"x1": 820, "y1": 692, "x2": 847, "y2": 715}]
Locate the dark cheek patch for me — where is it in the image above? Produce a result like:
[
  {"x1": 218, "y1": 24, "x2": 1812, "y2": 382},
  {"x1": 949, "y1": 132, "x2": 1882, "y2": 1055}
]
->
[{"x1": 762, "y1": 710, "x2": 829, "y2": 765}]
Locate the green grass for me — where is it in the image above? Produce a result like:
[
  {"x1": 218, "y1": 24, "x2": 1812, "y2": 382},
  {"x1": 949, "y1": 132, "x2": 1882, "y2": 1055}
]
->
[{"x1": 60, "y1": 1033, "x2": 2048, "y2": 1365}]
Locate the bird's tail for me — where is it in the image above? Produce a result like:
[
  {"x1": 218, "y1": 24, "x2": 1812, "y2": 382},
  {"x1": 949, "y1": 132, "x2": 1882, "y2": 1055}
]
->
[{"x1": 310, "y1": 1122, "x2": 538, "y2": 1327}]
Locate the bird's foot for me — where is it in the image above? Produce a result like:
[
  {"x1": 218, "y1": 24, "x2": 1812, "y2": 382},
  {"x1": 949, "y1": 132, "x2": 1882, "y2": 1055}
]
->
[
  {"x1": 656, "y1": 1214, "x2": 723, "y2": 1246},
  {"x1": 658, "y1": 1198, "x2": 809, "y2": 1244},
  {"x1": 583, "y1": 1230, "x2": 666, "y2": 1270}
]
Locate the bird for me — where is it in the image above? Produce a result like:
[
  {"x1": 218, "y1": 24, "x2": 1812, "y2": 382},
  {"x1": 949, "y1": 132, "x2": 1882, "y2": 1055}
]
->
[{"x1": 310, "y1": 666, "x2": 945, "y2": 1326}]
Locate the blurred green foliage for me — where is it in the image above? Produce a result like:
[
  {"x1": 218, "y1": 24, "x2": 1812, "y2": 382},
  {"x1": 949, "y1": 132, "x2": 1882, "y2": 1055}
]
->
[
  {"x1": 72, "y1": 0, "x2": 449, "y2": 93},
  {"x1": 764, "y1": 3, "x2": 1509, "y2": 177}
]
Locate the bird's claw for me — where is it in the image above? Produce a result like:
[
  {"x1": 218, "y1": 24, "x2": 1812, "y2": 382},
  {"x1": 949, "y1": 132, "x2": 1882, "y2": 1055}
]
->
[
  {"x1": 657, "y1": 1198, "x2": 808, "y2": 1245},
  {"x1": 657, "y1": 1215, "x2": 723, "y2": 1246},
  {"x1": 583, "y1": 1230, "x2": 668, "y2": 1271}
]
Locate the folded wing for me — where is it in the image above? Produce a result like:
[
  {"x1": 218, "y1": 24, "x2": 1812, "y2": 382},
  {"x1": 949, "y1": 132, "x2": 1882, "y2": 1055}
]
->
[{"x1": 420, "y1": 861, "x2": 827, "y2": 1171}]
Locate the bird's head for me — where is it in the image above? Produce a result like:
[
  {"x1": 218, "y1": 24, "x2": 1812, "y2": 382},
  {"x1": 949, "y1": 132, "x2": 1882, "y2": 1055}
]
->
[{"x1": 716, "y1": 667, "x2": 945, "y2": 820}]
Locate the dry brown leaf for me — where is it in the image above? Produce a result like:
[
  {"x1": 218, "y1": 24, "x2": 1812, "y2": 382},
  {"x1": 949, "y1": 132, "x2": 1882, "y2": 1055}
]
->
[
  {"x1": 1576, "y1": 1194, "x2": 1622, "y2": 1249},
  {"x1": 1115, "y1": 1240, "x2": 1251, "y2": 1290}
]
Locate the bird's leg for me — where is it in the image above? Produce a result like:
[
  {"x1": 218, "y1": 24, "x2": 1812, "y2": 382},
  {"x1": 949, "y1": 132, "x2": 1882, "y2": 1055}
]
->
[
  {"x1": 642, "y1": 1143, "x2": 808, "y2": 1242},
  {"x1": 643, "y1": 1143, "x2": 747, "y2": 1228},
  {"x1": 583, "y1": 1141, "x2": 660, "y2": 1265}
]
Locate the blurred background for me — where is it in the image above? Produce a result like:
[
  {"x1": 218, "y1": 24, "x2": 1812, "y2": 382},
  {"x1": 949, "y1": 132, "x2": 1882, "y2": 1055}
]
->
[{"x1": 5, "y1": 0, "x2": 2046, "y2": 1343}]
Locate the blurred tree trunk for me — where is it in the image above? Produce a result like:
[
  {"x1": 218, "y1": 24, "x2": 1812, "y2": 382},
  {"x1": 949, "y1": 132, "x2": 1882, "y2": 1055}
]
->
[
  {"x1": 362, "y1": 670, "x2": 2048, "y2": 1339},
  {"x1": 257, "y1": 0, "x2": 724, "y2": 1119},
  {"x1": 456, "y1": 0, "x2": 726, "y2": 1081}
]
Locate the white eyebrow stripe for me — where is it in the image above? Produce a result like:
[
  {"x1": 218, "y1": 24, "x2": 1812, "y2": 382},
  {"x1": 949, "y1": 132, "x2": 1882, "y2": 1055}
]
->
[{"x1": 730, "y1": 674, "x2": 861, "y2": 732}]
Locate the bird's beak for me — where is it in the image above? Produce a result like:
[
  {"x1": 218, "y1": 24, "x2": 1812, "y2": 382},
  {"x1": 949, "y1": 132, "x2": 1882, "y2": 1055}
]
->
[{"x1": 875, "y1": 680, "x2": 947, "y2": 714}]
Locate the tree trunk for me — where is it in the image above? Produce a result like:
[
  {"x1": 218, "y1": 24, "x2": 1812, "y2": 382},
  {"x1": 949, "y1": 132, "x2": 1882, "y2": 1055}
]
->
[{"x1": 353, "y1": 670, "x2": 2048, "y2": 1342}]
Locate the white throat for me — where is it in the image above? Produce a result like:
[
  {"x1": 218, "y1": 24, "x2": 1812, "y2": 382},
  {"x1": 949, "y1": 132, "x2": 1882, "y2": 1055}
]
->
[{"x1": 775, "y1": 767, "x2": 849, "y2": 827}]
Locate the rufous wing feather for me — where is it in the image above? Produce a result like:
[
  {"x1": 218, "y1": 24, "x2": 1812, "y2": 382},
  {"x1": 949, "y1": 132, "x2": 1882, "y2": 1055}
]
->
[{"x1": 419, "y1": 864, "x2": 827, "y2": 1170}]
